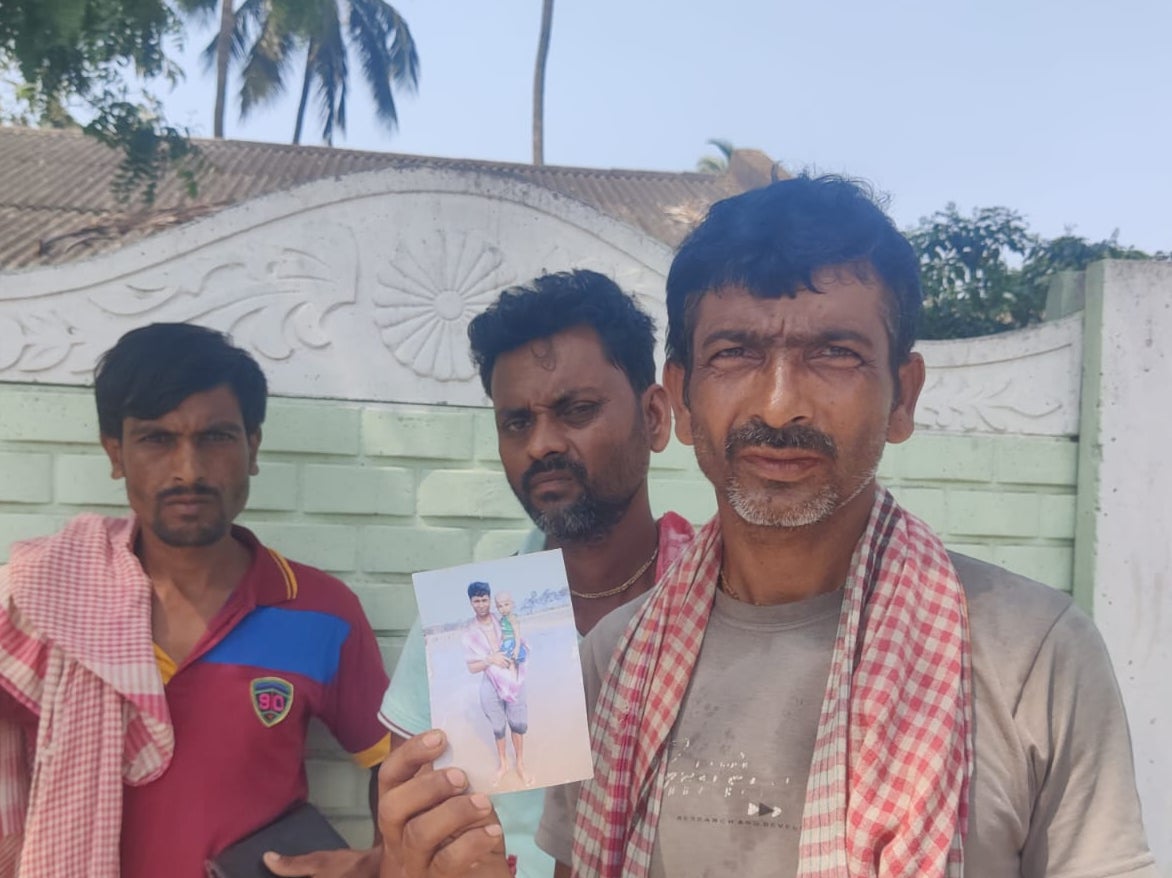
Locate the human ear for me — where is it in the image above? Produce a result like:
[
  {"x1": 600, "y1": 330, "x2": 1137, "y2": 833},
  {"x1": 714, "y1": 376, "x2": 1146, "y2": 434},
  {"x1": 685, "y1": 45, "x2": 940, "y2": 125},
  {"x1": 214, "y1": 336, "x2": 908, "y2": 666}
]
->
[
  {"x1": 640, "y1": 384, "x2": 673, "y2": 453},
  {"x1": 662, "y1": 362, "x2": 694, "y2": 446},
  {"x1": 100, "y1": 434, "x2": 126, "y2": 480},
  {"x1": 887, "y1": 353, "x2": 925, "y2": 444},
  {"x1": 248, "y1": 428, "x2": 262, "y2": 476}
]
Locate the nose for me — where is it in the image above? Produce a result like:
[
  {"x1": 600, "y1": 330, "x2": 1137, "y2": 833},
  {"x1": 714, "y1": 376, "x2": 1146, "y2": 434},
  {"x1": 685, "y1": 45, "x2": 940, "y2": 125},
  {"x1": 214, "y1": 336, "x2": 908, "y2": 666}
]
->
[
  {"x1": 755, "y1": 354, "x2": 813, "y2": 429},
  {"x1": 172, "y1": 439, "x2": 205, "y2": 485},
  {"x1": 525, "y1": 413, "x2": 569, "y2": 460}
]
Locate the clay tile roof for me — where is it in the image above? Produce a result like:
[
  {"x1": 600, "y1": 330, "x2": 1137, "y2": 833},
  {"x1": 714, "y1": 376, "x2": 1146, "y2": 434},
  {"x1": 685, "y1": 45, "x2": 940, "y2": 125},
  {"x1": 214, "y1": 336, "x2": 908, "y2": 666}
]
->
[{"x1": 0, "y1": 126, "x2": 786, "y2": 270}]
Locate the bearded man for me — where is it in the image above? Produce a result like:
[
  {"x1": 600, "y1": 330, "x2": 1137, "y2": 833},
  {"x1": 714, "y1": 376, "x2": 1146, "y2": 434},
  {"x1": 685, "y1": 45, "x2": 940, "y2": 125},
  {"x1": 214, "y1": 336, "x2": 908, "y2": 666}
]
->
[{"x1": 373, "y1": 179, "x2": 1157, "y2": 878}]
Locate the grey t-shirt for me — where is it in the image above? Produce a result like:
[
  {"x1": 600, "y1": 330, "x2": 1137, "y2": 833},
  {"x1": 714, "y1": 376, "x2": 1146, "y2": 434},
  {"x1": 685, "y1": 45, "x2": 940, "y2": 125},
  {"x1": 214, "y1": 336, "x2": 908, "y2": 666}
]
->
[{"x1": 537, "y1": 553, "x2": 1158, "y2": 878}]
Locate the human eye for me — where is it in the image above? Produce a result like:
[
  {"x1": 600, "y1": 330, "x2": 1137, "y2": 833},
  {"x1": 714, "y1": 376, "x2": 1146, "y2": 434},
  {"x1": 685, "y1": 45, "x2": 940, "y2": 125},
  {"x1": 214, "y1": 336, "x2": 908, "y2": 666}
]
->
[
  {"x1": 499, "y1": 413, "x2": 532, "y2": 435},
  {"x1": 564, "y1": 400, "x2": 600, "y2": 420},
  {"x1": 713, "y1": 346, "x2": 745, "y2": 359},
  {"x1": 202, "y1": 430, "x2": 237, "y2": 444},
  {"x1": 814, "y1": 344, "x2": 864, "y2": 365},
  {"x1": 708, "y1": 344, "x2": 756, "y2": 367},
  {"x1": 138, "y1": 431, "x2": 172, "y2": 446}
]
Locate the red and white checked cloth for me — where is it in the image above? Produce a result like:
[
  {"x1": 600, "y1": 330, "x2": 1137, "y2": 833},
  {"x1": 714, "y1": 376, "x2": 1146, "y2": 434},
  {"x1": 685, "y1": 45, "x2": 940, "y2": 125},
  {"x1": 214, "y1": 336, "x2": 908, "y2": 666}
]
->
[
  {"x1": 572, "y1": 488, "x2": 973, "y2": 878},
  {"x1": 0, "y1": 514, "x2": 173, "y2": 878}
]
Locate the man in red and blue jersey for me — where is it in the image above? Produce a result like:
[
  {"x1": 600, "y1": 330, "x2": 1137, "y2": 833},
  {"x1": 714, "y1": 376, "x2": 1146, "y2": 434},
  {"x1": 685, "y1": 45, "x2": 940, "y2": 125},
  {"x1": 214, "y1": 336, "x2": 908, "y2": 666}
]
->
[{"x1": 0, "y1": 323, "x2": 390, "y2": 878}]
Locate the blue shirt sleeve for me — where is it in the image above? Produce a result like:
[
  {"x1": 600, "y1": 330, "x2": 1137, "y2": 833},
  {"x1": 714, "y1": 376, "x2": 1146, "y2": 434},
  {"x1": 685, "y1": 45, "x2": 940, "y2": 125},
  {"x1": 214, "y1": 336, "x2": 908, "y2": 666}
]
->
[{"x1": 377, "y1": 618, "x2": 431, "y2": 737}]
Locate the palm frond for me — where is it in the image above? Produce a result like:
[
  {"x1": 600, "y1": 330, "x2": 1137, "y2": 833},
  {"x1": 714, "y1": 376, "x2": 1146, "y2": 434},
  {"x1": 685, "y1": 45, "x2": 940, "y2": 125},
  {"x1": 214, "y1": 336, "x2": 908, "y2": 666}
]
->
[
  {"x1": 200, "y1": 32, "x2": 219, "y2": 72},
  {"x1": 201, "y1": 0, "x2": 266, "y2": 71},
  {"x1": 234, "y1": 0, "x2": 271, "y2": 39},
  {"x1": 345, "y1": 0, "x2": 393, "y2": 127},
  {"x1": 174, "y1": 0, "x2": 219, "y2": 20},
  {"x1": 707, "y1": 138, "x2": 735, "y2": 160},
  {"x1": 370, "y1": 0, "x2": 419, "y2": 89},
  {"x1": 345, "y1": 0, "x2": 418, "y2": 130},
  {"x1": 696, "y1": 138, "x2": 735, "y2": 173},
  {"x1": 180, "y1": 0, "x2": 419, "y2": 145},
  {"x1": 239, "y1": 13, "x2": 298, "y2": 118},
  {"x1": 310, "y1": 7, "x2": 346, "y2": 143}
]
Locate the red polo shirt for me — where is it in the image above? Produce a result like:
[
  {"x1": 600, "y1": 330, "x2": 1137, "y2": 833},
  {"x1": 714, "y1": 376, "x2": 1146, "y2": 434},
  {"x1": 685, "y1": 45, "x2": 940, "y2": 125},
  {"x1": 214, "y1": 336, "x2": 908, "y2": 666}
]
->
[{"x1": 119, "y1": 528, "x2": 390, "y2": 878}]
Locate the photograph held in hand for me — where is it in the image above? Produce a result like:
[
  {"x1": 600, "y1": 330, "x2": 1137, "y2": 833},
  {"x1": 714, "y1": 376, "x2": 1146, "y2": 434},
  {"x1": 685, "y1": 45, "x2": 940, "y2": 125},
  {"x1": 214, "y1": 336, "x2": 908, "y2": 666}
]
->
[{"x1": 412, "y1": 550, "x2": 593, "y2": 796}]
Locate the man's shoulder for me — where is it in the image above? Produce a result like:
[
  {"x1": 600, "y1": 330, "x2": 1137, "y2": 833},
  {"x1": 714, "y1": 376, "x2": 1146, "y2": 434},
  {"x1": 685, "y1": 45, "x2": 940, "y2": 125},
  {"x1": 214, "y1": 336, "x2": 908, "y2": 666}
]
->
[
  {"x1": 279, "y1": 556, "x2": 349, "y2": 591},
  {"x1": 12, "y1": 513, "x2": 127, "y2": 559},
  {"x1": 579, "y1": 592, "x2": 652, "y2": 673},
  {"x1": 950, "y1": 551, "x2": 1075, "y2": 635},
  {"x1": 270, "y1": 552, "x2": 367, "y2": 621},
  {"x1": 949, "y1": 551, "x2": 1092, "y2": 686},
  {"x1": 4, "y1": 514, "x2": 131, "y2": 608},
  {"x1": 461, "y1": 618, "x2": 487, "y2": 644}
]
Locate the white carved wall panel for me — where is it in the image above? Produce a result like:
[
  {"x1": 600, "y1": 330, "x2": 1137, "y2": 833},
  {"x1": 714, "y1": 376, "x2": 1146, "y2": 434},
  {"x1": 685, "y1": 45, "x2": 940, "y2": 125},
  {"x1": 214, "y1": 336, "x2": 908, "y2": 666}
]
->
[
  {"x1": 0, "y1": 170, "x2": 673, "y2": 406},
  {"x1": 916, "y1": 315, "x2": 1083, "y2": 436},
  {"x1": 0, "y1": 167, "x2": 1083, "y2": 434}
]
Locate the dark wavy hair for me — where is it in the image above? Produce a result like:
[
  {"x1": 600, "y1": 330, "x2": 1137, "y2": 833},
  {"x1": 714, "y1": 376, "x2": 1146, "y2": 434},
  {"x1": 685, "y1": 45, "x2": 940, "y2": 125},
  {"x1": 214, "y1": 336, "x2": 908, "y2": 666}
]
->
[
  {"x1": 665, "y1": 174, "x2": 922, "y2": 371},
  {"x1": 95, "y1": 323, "x2": 267, "y2": 438},
  {"x1": 468, "y1": 269, "x2": 657, "y2": 397},
  {"x1": 468, "y1": 581, "x2": 492, "y2": 599}
]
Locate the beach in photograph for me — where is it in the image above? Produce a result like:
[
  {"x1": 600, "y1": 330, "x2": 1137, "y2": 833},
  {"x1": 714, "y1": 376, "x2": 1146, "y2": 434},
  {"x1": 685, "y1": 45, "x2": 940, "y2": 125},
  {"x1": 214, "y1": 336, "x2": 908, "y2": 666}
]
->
[{"x1": 427, "y1": 606, "x2": 593, "y2": 794}]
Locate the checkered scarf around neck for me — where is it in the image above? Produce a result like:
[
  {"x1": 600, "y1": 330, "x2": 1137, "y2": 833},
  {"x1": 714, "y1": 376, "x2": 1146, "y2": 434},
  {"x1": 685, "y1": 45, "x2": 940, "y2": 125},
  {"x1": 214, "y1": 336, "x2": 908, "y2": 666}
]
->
[
  {"x1": 0, "y1": 514, "x2": 173, "y2": 878},
  {"x1": 572, "y1": 488, "x2": 973, "y2": 878}
]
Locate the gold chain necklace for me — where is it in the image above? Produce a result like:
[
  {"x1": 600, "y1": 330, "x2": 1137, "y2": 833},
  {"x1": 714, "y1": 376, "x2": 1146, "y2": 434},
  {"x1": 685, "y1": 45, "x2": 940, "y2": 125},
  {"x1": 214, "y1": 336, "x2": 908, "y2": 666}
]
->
[
  {"x1": 719, "y1": 569, "x2": 763, "y2": 606},
  {"x1": 569, "y1": 548, "x2": 659, "y2": 600}
]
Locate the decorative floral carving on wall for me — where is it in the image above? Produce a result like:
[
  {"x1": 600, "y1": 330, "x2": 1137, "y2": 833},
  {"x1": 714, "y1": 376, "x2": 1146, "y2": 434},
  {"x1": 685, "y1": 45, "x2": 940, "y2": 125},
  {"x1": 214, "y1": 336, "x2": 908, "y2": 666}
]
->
[
  {"x1": 0, "y1": 311, "x2": 81, "y2": 374},
  {"x1": 916, "y1": 371, "x2": 1067, "y2": 433},
  {"x1": 89, "y1": 226, "x2": 359, "y2": 362},
  {"x1": 372, "y1": 230, "x2": 516, "y2": 381}
]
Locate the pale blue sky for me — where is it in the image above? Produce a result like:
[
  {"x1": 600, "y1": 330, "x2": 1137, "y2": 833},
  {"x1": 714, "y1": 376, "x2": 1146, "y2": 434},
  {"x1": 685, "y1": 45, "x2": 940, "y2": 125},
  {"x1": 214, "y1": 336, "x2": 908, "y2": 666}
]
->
[{"x1": 163, "y1": 0, "x2": 1171, "y2": 251}]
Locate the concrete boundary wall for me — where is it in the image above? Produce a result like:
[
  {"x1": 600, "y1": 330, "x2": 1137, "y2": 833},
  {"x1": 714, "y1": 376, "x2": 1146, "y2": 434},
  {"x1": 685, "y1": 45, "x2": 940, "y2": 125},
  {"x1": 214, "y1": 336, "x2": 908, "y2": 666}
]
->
[
  {"x1": 1073, "y1": 261, "x2": 1172, "y2": 865},
  {"x1": 1, "y1": 165, "x2": 1082, "y2": 435}
]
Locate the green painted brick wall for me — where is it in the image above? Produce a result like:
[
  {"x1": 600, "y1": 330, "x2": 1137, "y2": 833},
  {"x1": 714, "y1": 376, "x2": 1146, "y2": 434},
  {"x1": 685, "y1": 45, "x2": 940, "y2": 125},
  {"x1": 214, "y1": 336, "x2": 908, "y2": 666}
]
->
[
  {"x1": 0, "y1": 383, "x2": 1080, "y2": 633},
  {"x1": 878, "y1": 436, "x2": 1078, "y2": 588},
  {"x1": 0, "y1": 383, "x2": 1078, "y2": 839}
]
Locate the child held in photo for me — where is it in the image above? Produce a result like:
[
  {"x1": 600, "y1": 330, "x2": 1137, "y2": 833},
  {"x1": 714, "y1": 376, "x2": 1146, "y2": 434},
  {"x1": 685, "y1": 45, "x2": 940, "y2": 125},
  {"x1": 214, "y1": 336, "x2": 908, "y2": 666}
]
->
[{"x1": 495, "y1": 592, "x2": 528, "y2": 677}]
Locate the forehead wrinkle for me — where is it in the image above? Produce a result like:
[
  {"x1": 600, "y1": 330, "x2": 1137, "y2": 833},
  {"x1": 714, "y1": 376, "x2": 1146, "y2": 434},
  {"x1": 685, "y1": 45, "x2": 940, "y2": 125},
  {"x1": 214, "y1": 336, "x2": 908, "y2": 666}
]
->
[
  {"x1": 126, "y1": 422, "x2": 173, "y2": 436},
  {"x1": 783, "y1": 327, "x2": 877, "y2": 350},
  {"x1": 496, "y1": 384, "x2": 606, "y2": 413},
  {"x1": 700, "y1": 324, "x2": 877, "y2": 354},
  {"x1": 698, "y1": 281, "x2": 888, "y2": 346}
]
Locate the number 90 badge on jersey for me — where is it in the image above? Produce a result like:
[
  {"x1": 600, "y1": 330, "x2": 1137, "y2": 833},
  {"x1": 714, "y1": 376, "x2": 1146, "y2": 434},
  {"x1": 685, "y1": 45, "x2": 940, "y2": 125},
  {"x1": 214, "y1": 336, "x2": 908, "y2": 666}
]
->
[{"x1": 250, "y1": 676, "x2": 294, "y2": 727}]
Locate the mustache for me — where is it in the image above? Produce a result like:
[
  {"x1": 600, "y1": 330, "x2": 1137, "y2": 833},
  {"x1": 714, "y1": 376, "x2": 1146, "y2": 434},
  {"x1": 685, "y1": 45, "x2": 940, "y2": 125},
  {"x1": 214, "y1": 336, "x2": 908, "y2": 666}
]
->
[
  {"x1": 724, "y1": 419, "x2": 837, "y2": 460},
  {"x1": 156, "y1": 484, "x2": 220, "y2": 502},
  {"x1": 521, "y1": 455, "x2": 587, "y2": 493}
]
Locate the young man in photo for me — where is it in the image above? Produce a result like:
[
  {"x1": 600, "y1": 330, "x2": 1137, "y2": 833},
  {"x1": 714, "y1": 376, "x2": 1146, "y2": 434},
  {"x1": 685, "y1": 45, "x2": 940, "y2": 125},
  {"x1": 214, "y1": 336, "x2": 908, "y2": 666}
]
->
[{"x1": 461, "y1": 581, "x2": 532, "y2": 787}]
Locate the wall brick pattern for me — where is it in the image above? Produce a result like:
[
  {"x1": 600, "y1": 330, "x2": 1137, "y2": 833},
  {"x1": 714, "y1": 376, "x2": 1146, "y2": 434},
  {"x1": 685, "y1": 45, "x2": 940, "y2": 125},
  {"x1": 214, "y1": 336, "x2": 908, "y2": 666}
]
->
[{"x1": 0, "y1": 385, "x2": 1077, "y2": 842}]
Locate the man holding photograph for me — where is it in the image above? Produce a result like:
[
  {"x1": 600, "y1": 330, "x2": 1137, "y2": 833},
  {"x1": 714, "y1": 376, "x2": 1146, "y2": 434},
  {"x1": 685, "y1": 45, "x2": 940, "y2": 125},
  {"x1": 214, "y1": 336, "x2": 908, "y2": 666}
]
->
[
  {"x1": 375, "y1": 270, "x2": 695, "y2": 878},
  {"x1": 272, "y1": 270, "x2": 694, "y2": 877},
  {"x1": 374, "y1": 177, "x2": 1156, "y2": 878}
]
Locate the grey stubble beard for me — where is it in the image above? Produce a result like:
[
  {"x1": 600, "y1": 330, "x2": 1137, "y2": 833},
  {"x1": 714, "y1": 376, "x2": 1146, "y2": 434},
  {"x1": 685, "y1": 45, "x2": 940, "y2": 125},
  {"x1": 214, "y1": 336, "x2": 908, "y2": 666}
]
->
[{"x1": 725, "y1": 460, "x2": 878, "y2": 528}]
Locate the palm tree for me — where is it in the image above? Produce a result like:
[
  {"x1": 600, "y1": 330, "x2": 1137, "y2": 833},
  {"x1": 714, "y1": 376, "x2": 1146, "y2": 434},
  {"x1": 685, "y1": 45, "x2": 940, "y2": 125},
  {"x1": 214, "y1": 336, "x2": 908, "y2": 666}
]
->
[
  {"x1": 174, "y1": 0, "x2": 253, "y2": 138},
  {"x1": 532, "y1": 0, "x2": 554, "y2": 165},
  {"x1": 181, "y1": 0, "x2": 419, "y2": 145},
  {"x1": 288, "y1": 0, "x2": 418, "y2": 145},
  {"x1": 696, "y1": 138, "x2": 735, "y2": 173}
]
